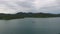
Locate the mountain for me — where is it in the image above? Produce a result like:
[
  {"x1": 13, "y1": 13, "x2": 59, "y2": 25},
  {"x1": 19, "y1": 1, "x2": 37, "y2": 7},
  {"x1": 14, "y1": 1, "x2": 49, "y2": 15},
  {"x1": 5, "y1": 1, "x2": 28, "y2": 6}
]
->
[{"x1": 0, "y1": 12, "x2": 59, "y2": 20}]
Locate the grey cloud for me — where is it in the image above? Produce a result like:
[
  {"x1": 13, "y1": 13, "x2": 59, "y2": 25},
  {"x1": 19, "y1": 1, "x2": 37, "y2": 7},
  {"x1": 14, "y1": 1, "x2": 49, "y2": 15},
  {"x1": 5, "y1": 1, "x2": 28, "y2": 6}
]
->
[
  {"x1": 0, "y1": 0, "x2": 35, "y2": 14},
  {"x1": 15, "y1": 1, "x2": 33, "y2": 8},
  {"x1": 0, "y1": 0, "x2": 60, "y2": 14},
  {"x1": 39, "y1": 5, "x2": 60, "y2": 14}
]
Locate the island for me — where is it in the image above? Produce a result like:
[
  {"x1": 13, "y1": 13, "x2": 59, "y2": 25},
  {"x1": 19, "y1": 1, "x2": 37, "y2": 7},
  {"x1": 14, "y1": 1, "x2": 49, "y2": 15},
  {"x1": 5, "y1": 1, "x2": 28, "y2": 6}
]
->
[{"x1": 0, "y1": 12, "x2": 60, "y2": 20}]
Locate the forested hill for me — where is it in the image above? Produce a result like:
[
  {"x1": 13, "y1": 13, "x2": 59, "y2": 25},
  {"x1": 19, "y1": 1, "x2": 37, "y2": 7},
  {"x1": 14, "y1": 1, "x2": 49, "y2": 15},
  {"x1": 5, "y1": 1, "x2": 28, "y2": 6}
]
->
[{"x1": 0, "y1": 12, "x2": 60, "y2": 20}]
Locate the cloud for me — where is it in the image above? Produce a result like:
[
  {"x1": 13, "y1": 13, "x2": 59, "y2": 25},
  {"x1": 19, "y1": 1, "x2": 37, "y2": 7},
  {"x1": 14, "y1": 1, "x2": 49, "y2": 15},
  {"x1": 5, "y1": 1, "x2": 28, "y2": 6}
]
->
[
  {"x1": 33, "y1": 0, "x2": 60, "y2": 14},
  {"x1": 38, "y1": 6, "x2": 60, "y2": 13},
  {"x1": 33, "y1": 0, "x2": 56, "y2": 9},
  {"x1": 0, "y1": 0, "x2": 60, "y2": 14},
  {"x1": 0, "y1": 0, "x2": 34, "y2": 14},
  {"x1": 38, "y1": 0, "x2": 60, "y2": 14}
]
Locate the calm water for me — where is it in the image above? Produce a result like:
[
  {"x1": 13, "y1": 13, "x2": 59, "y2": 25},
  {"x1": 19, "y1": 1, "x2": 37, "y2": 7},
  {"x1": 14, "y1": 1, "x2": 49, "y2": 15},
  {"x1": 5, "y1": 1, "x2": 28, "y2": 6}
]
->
[{"x1": 0, "y1": 17, "x2": 60, "y2": 34}]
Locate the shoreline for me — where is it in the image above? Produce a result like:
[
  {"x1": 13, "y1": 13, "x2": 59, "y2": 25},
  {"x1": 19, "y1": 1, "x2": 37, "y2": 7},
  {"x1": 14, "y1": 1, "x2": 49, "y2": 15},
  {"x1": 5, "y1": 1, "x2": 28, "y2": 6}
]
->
[
  {"x1": 0, "y1": 16, "x2": 60, "y2": 20},
  {"x1": 0, "y1": 12, "x2": 60, "y2": 20}
]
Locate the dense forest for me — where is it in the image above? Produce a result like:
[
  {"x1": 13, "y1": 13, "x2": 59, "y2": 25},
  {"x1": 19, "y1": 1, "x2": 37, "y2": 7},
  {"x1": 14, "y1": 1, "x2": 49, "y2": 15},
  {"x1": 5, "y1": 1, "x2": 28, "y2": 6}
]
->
[{"x1": 0, "y1": 12, "x2": 60, "y2": 20}]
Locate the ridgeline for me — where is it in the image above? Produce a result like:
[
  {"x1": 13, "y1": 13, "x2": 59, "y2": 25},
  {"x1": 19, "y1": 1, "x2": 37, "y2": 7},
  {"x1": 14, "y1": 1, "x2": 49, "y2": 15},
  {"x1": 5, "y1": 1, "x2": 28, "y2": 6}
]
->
[{"x1": 0, "y1": 12, "x2": 60, "y2": 20}]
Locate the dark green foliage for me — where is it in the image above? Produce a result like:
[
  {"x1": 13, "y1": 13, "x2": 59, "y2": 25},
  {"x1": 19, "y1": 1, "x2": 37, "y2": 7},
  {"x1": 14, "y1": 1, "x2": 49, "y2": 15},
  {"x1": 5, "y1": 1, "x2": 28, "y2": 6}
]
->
[{"x1": 0, "y1": 12, "x2": 60, "y2": 20}]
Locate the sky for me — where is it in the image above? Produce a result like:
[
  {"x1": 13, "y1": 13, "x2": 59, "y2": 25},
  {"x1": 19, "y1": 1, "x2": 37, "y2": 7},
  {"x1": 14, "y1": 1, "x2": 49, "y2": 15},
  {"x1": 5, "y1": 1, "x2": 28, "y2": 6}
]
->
[{"x1": 0, "y1": 0, "x2": 60, "y2": 14}]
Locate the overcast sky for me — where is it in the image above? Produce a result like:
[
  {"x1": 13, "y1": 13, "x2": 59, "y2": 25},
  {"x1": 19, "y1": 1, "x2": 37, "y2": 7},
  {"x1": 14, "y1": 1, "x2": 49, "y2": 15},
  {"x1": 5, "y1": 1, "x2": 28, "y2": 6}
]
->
[{"x1": 0, "y1": 0, "x2": 60, "y2": 14}]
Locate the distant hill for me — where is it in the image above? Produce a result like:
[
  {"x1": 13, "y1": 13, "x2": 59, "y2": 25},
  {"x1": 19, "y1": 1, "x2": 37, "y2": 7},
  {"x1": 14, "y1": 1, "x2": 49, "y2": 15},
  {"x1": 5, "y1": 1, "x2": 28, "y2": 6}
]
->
[{"x1": 0, "y1": 12, "x2": 60, "y2": 20}]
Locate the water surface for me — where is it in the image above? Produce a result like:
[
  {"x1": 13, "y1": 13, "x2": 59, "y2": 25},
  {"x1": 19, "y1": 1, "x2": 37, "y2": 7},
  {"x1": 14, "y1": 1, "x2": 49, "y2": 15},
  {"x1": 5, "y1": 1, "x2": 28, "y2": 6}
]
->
[{"x1": 0, "y1": 17, "x2": 60, "y2": 34}]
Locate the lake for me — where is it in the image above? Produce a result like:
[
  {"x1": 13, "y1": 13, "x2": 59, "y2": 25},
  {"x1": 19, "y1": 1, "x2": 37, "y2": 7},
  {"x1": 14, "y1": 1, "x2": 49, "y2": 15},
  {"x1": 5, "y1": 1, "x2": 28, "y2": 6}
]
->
[{"x1": 0, "y1": 17, "x2": 60, "y2": 34}]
